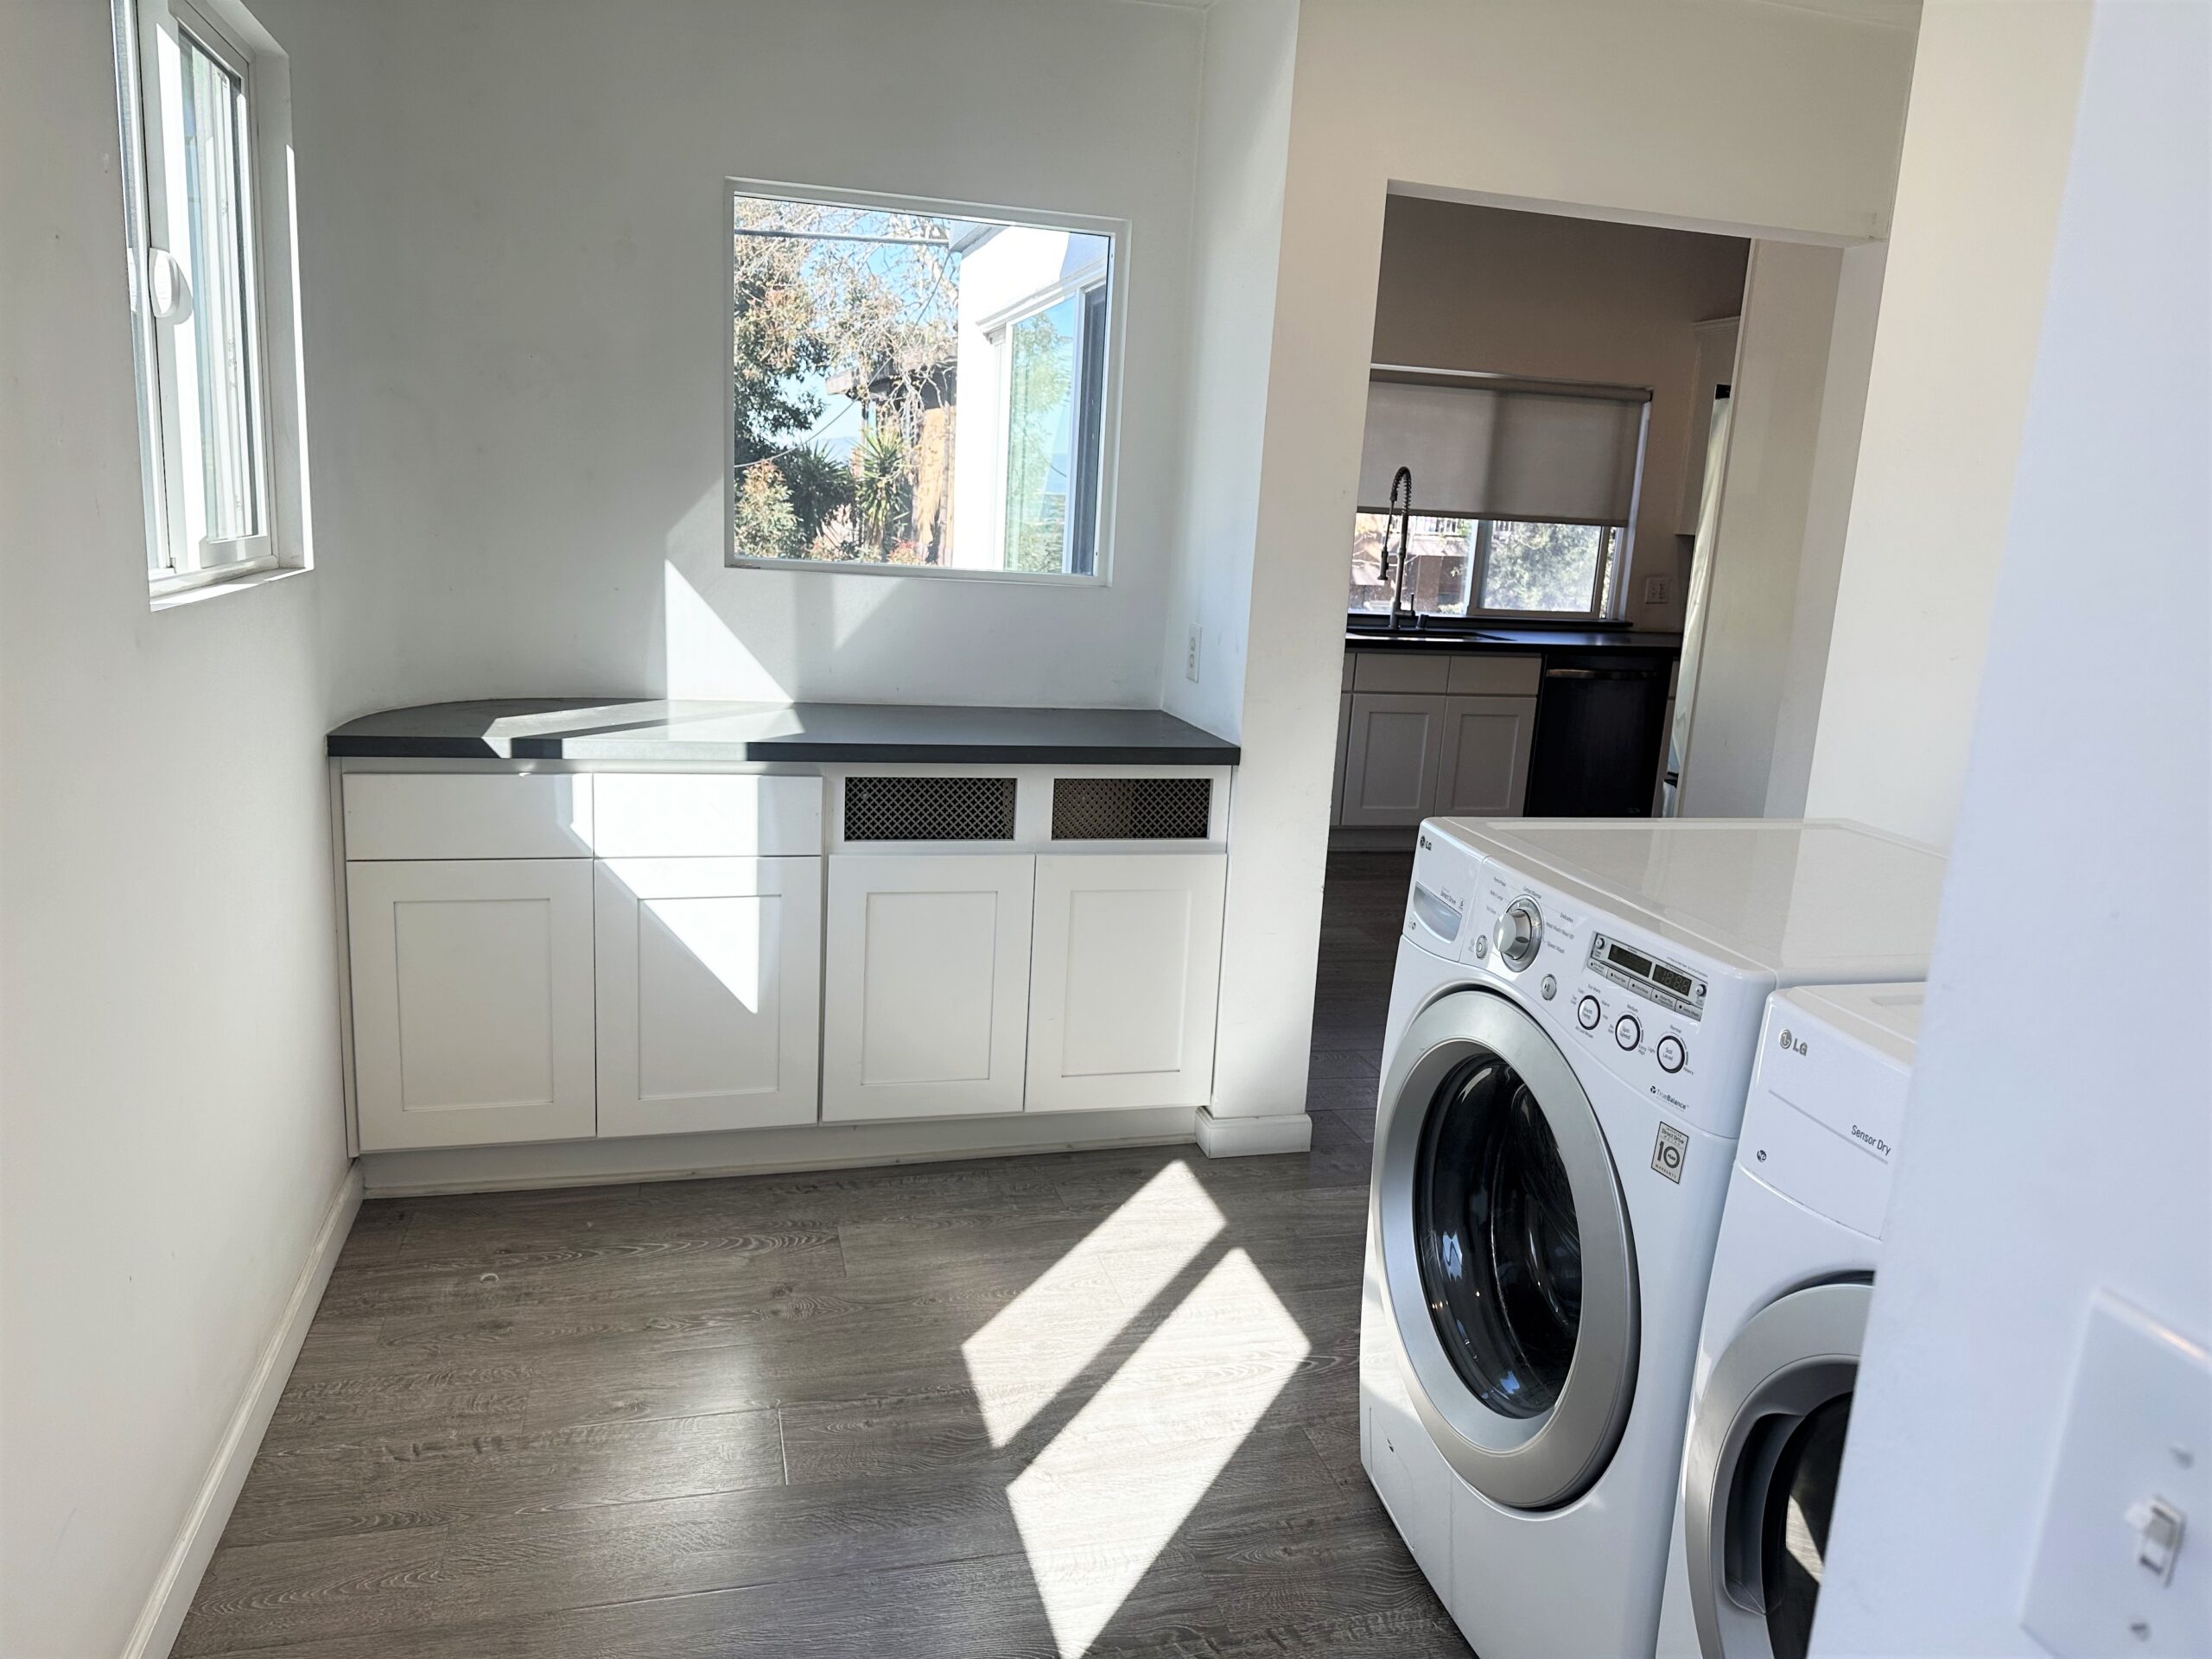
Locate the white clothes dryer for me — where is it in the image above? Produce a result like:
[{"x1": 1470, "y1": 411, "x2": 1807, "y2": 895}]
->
[
  {"x1": 1656, "y1": 982, "x2": 1922, "y2": 1659},
  {"x1": 1360, "y1": 819, "x2": 1946, "y2": 1659}
]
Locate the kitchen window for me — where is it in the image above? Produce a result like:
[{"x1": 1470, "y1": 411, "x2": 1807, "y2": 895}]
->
[
  {"x1": 1350, "y1": 372, "x2": 1648, "y2": 623},
  {"x1": 728, "y1": 183, "x2": 1119, "y2": 580},
  {"x1": 112, "y1": 0, "x2": 308, "y2": 601}
]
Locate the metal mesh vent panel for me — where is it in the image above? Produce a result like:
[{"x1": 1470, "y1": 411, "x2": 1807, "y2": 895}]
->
[
  {"x1": 1052, "y1": 777, "x2": 1212, "y2": 841},
  {"x1": 843, "y1": 776, "x2": 1016, "y2": 842}
]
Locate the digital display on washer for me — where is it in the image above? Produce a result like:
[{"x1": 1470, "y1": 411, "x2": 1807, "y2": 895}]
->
[{"x1": 1589, "y1": 933, "x2": 1706, "y2": 1020}]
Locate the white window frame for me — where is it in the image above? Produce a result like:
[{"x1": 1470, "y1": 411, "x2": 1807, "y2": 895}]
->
[
  {"x1": 982, "y1": 257, "x2": 1109, "y2": 576},
  {"x1": 113, "y1": 0, "x2": 310, "y2": 605},
  {"x1": 723, "y1": 177, "x2": 1125, "y2": 587}
]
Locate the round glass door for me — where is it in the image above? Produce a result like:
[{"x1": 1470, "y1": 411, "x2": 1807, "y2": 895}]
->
[
  {"x1": 1683, "y1": 1281, "x2": 1871, "y2": 1659},
  {"x1": 1758, "y1": 1394, "x2": 1852, "y2": 1659},
  {"x1": 1414, "y1": 1052, "x2": 1585, "y2": 1418},
  {"x1": 1373, "y1": 990, "x2": 1639, "y2": 1511}
]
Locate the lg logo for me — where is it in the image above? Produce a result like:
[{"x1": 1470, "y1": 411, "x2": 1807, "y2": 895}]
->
[{"x1": 1778, "y1": 1028, "x2": 1809, "y2": 1056}]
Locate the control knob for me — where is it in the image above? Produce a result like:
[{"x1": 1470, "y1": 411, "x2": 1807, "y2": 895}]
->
[
  {"x1": 1615, "y1": 1014, "x2": 1641, "y2": 1052},
  {"x1": 1577, "y1": 995, "x2": 1602, "y2": 1032},
  {"x1": 1656, "y1": 1034, "x2": 1687, "y2": 1075},
  {"x1": 1493, "y1": 898, "x2": 1543, "y2": 970}
]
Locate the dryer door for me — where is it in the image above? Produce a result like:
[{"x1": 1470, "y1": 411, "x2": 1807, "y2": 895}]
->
[
  {"x1": 1683, "y1": 1280, "x2": 1871, "y2": 1659},
  {"x1": 1374, "y1": 988, "x2": 1639, "y2": 1510}
]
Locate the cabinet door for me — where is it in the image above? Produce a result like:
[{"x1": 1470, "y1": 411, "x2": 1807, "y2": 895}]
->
[
  {"x1": 1434, "y1": 695, "x2": 1538, "y2": 818},
  {"x1": 1027, "y1": 854, "x2": 1226, "y2": 1113},
  {"x1": 822, "y1": 855, "x2": 1033, "y2": 1122},
  {"x1": 594, "y1": 857, "x2": 822, "y2": 1137},
  {"x1": 1339, "y1": 693, "x2": 1446, "y2": 826},
  {"x1": 347, "y1": 860, "x2": 595, "y2": 1151}
]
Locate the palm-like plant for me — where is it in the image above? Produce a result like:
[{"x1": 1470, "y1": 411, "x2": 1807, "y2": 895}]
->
[{"x1": 852, "y1": 422, "x2": 912, "y2": 555}]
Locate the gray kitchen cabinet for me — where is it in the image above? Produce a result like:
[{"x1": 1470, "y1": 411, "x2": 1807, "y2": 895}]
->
[
  {"x1": 1338, "y1": 692, "x2": 1447, "y2": 826},
  {"x1": 1434, "y1": 695, "x2": 1537, "y2": 817}
]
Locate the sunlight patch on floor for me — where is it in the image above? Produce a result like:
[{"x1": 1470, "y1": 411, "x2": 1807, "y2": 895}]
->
[
  {"x1": 1006, "y1": 1247, "x2": 1310, "y2": 1658},
  {"x1": 961, "y1": 1160, "x2": 1225, "y2": 1447}
]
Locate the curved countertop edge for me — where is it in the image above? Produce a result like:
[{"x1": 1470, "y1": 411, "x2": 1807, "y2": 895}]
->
[{"x1": 327, "y1": 697, "x2": 1241, "y2": 766}]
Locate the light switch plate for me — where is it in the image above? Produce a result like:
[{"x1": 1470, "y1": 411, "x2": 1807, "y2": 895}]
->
[
  {"x1": 2024, "y1": 1291, "x2": 2210, "y2": 1656},
  {"x1": 1185, "y1": 625, "x2": 1202, "y2": 683},
  {"x1": 1643, "y1": 575, "x2": 1673, "y2": 605}
]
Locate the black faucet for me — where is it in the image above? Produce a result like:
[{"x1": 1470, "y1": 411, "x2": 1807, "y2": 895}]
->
[{"x1": 1379, "y1": 466, "x2": 1415, "y2": 634}]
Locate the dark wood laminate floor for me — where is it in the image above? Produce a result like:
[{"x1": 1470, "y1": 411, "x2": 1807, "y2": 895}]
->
[{"x1": 181, "y1": 855, "x2": 1461, "y2": 1658}]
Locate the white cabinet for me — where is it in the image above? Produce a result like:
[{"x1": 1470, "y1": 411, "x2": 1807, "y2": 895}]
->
[
  {"x1": 1434, "y1": 696, "x2": 1536, "y2": 817},
  {"x1": 1338, "y1": 693, "x2": 1447, "y2": 826},
  {"x1": 346, "y1": 859, "x2": 597, "y2": 1151},
  {"x1": 594, "y1": 857, "x2": 822, "y2": 1137},
  {"x1": 1027, "y1": 854, "x2": 1226, "y2": 1113},
  {"x1": 822, "y1": 854, "x2": 1034, "y2": 1122}
]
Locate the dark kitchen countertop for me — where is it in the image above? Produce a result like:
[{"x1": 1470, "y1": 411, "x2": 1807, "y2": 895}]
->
[
  {"x1": 1344, "y1": 626, "x2": 1683, "y2": 653},
  {"x1": 327, "y1": 698, "x2": 1241, "y2": 766}
]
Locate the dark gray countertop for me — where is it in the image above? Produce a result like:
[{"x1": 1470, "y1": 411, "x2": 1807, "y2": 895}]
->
[
  {"x1": 327, "y1": 698, "x2": 1240, "y2": 766},
  {"x1": 1344, "y1": 626, "x2": 1683, "y2": 653}
]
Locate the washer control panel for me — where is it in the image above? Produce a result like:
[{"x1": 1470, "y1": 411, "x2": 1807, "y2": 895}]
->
[
  {"x1": 1466, "y1": 862, "x2": 1763, "y2": 1133},
  {"x1": 1587, "y1": 931, "x2": 1707, "y2": 1021}
]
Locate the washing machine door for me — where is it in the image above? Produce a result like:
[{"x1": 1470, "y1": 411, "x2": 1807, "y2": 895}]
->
[
  {"x1": 1682, "y1": 1280, "x2": 1871, "y2": 1659},
  {"x1": 1373, "y1": 988, "x2": 1639, "y2": 1510}
]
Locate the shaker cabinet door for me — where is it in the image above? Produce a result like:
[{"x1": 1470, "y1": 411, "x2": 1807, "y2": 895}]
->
[
  {"x1": 347, "y1": 859, "x2": 596, "y2": 1151},
  {"x1": 1026, "y1": 854, "x2": 1226, "y2": 1113},
  {"x1": 821, "y1": 855, "x2": 1034, "y2": 1122},
  {"x1": 594, "y1": 856, "x2": 822, "y2": 1137}
]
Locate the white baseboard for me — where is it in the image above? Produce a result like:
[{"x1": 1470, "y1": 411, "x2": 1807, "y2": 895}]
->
[
  {"x1": 1194, "y1": 1107, "x2": 1313, "y2": 1158},
  {"x1": 359, "y1": 1108, "x2": 1199, "y2": 1198},
  {"x1": 124, "y1": 1166, "x2": 363, "y2": 1659}
]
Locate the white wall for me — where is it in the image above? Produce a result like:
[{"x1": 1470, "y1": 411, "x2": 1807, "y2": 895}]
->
[
  {"x1": 264, "y1": 0, "x2": 1206, "y2": 716},
  {"x1": 1816, "y1": 5, "x2": 2209, "y2": 1649},
  {"x1": 1364, "y1": 197, "x2": 1750, "y2": 633},
  {"x1": 0, "y1": 3, "x2": 353, "y2": 1653},
  {"x1": 1675, "y1": 238, "x2": 1844, "y2": 817},
  {"x1": 1159, "y1": 0, "x2": 1298, "y2": 746},
  {"x1": 1196, "y1": 0, "x2": 1919, "y2": 1123},
  {"x1": 1762, "y1": 239, "x2": 1885, "y2": 817},
  {"x1": 1805, "y1": 0, "x2": 2093, "y2": 846}
]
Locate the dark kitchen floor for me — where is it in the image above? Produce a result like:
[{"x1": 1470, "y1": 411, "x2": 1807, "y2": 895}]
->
[{"x1": 178, "y1": 854, "x2": 1466, "y2": 1659}]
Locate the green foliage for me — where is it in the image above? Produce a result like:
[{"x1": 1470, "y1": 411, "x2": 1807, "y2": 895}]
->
[
  {"x1": 777, "y1": 445, "x2": 855, "y2": 543},
  {"x1": 729, "y1": 196, "x2": 957, "y2": 558},
  {"x1": 1480, "y1": 520, "x2": 1608, "y2": 612},
  {"x1": 733, "y1": 461, "x2": 804, "y2": 561},
  {"x1": 851, "y1": 423, "x2": 912, "y2": 556}
]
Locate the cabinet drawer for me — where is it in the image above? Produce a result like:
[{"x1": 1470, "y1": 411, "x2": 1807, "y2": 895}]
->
[
  {"x1": 1446, "y1": 654, "x2": 1541, "y2": 696},
  {"x1": 343, "y1": 772, "x2": 593, "y2": 861},
  {"x1": 1351, "y1": 652, "x2": 1451, "y2": 694},
  {"x1": 593, "y1": 773, "x2": 823, "y2": 857}
]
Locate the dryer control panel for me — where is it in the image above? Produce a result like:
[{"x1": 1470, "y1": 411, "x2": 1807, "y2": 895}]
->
[{"x1": 1465, "y1": 864, "x2": 1770, "y2": 1141}]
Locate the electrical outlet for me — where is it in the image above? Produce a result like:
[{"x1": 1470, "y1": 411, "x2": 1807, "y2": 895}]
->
[
  {"x1": 1185, "y1": 625, "x2": 1202, "y2": 683},
  {"x1": 1643, "y1": 575, "x2": 1674, "y2": 606}
]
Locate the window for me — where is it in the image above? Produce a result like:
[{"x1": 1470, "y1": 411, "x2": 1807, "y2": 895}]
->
[
  {"x1": 113, "y1": 0, "x2": 305, "y2": 601},
  {"x1": 728, "y1": 184, "x2": 1117, "y2": 579},
  {"x1": 1349, "y1": 516, "x2": 1624, "y2": 620},
  {"x1": 1351, "y1": 372, "x2": 1647, "y2": 622}
]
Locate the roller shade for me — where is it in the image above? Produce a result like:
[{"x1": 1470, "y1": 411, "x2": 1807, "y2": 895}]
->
[{"x1": 1357, "y1": 378, "x2": 1648, "y2": 524}]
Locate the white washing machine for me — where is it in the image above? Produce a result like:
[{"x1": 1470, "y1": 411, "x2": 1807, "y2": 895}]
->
[
  {"x1": 1359, "y1": 817, "x2": 1947, "y2": 1659},
  {"x1": 1655, "y1": 982, "x2": 1922, "y2": 1659}
]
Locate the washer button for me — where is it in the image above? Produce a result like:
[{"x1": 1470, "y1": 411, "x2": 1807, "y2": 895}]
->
[
  {"x1": 1615, "y1": 1014, "x2": 1641, "y2": 1051},
  {"x1": 1473, "y1": 934, "x2": 1489, "y2": 960},
  {"x1": 1577, "y1": 995, "x2": 1602, "y2": 1031},
  {"x1": 1541, "y1": 975, "x2": 1557, "y2": 1001},
  {"x1": 1656, "y1": 1034, "x2": 1686, "y2": 1074}
]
